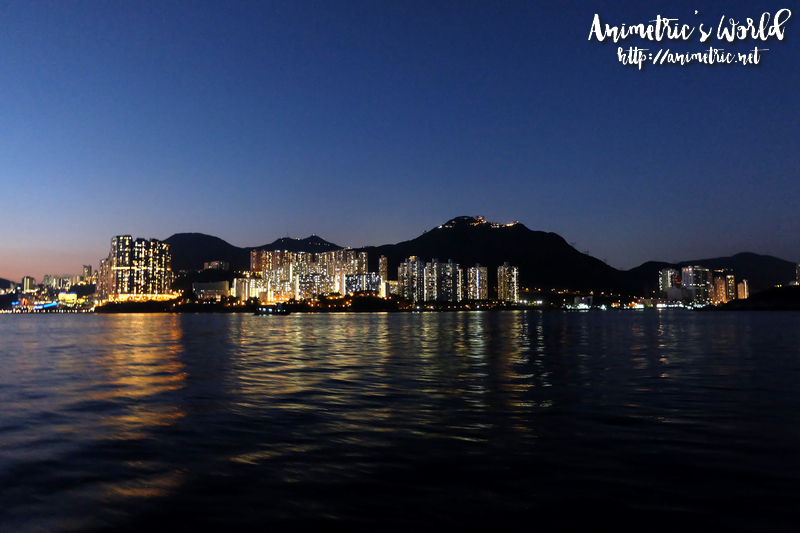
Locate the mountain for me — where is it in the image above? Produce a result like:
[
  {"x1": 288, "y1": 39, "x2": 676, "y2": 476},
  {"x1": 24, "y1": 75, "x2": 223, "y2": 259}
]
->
[
  {"x1": 0, "y1": 278, "x2": 13, "y2": 290},
  {"x1": 625, "y1": 252, "x2": 797, "y2": 293},
  {"x1": 163, "y1": 233, "x2": 341, "y2": 272},
  {"x1": 360, "y1": 216, "x2": 635, "y2": 294},
  {"x1": 163, "y1": 219, "x2": 796, "y2": 296},
  {"x1": 713, "y1": 285, "x2": 800, "y2": 310},
  {"x1": 256, "y1": 235, "x2": 340, "y2": 254},
  {"x1": 164, "y1": 233, "x2": 251, "y2": 271}
]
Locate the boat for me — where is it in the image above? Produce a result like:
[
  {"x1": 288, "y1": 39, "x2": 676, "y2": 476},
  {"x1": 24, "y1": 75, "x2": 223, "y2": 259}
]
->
[{"x1": 254, "y1": 303, "x2": 291, "y2": 315}]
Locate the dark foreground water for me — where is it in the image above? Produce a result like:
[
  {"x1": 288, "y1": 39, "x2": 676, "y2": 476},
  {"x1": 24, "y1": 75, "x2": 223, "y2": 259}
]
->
[{"x1": 1, "y1": 310, "x2": 799, "y2": 532}]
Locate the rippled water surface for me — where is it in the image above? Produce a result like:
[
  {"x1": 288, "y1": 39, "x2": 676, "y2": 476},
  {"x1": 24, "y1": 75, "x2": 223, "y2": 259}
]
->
[{"x1": 1, "y1": 311, "x2": 799, "y2": 531}]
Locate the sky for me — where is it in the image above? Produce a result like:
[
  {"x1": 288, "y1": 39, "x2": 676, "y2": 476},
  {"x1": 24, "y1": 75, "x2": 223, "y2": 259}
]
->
[{"x1": 1, "y1": 0, "x2": 799, "y2": 281}]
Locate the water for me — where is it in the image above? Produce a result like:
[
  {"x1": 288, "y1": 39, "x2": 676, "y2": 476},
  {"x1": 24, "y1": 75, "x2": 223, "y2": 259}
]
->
[{"x1": 1, "y1": 311, "x2": 799, "y2": 532}]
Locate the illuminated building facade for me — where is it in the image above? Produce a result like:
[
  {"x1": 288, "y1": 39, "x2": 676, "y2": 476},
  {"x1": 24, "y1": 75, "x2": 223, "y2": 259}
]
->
[
  {"x1": 204, "y1": 261, "x2": 229, "y2": 270},
  {"x1": 658, "y1": 268, "x2": 680, "y2": 295},
  {"x1": 737, "y1": 279, "x2": 749, "y2": 299},
  {"x1": 497, "y1": 262, "x2": 519, "y2": 303},
  {"x1": 725, "y1": 274, "x2": 736, "y2": 302},
  {"x1": 232, "y1": 277, "x2": 268, "y2": 301},
  {"x1": 345, "y1": 273, "x2": 382, "y2": 294},
  {"x1": 98, "y1": 236, "x2": 172, "y2": 301},
  {"x1": 22, "y1": 276, "x2": 36, "y2": 293},
  {"x1": 249, "y1": 248, "x2": 373, "y2": 302},
  {"x1": 379, "y1": 256, "x2": 388, "y2": 283},
  {"x1": 712, "y1": 276, "x2": 728, "y2": 305},
  {"x1": 424, "y1": 259, "x2": 441, "y2": 301},
  {"x1": 398, "y1": 256, "x2": 425, "y2": 302},
  {"x1": 193, "y1": 281, "x2": 230, "y2": 301},
  {"x1": 681, "y1": 266, "x2": 711, "y2": 305},
  {"x1": 437, "y1": 259, "x2": 462, "y2": 302},
  {"x1": 467, "y1": 264, "x2": 488, "y2": 300}
]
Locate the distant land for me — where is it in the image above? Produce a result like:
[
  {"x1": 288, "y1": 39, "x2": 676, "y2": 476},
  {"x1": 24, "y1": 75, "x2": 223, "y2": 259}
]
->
[
  {"x1": 710, "y1": 286, "x2": 800, "y2": 311},
  {"x1": 625, "y1": 253, "x2": 797, "y2": 294},
  {"x1": 161, "y1": 216, "x2": 798, "y2": 295},
  {"x1": 164, "y1": 233, "x2": 341, "y2": 272}
]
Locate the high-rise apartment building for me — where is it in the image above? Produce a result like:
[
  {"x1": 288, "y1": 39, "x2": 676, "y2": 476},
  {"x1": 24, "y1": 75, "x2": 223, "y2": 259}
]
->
[
  {"x1": 98, "y1": 236, "x2": 172, "y2": 301},
  {"x1": 725, "y1": 274, "x2": 736, "y2": 302},
  {"x1": 345, "y1": 273, "x2": 382, "y2": 294},
  {"x1": 737, "y1": 279, "x2": 749, "y2": 299},
  {"x1": 22, "y1": 276, "x2": 36, "y2": 293},
  {"x1": 398, "y1": 256, "x2": 425, "y2": 302},
  {"x1": 497, "y1": 262, "x2": 519, "y2": 303},
  {"x1": 681, "y1": 266, "x2": 711, "y2": 305},
  {"x1": 424, "y1": 259, "x2": 441, "y2": 302},
  {"x1": 712, "y1": 276, "x2": 728, "y2": 305},
  {"x1": 467, "y1": 264, "x2": 488, "y2": 300},
  {"x1": 438, "y1": 260, "x2": 461, "y2": 302},
  {"x1": 658, "y1": 268, "x2": 679, "y2": 295},
  {"x1": 379, "y1": 255, "x2": 388, "y2": 283},
  {"x1": 251, "y1": 248, "x2": 371, "y2": 302}
]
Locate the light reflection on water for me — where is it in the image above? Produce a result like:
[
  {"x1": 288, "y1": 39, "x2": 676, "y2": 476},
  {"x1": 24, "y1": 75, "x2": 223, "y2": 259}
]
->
[{"x1": 1, "y1": 310, "x2": 799, "y2": 531}]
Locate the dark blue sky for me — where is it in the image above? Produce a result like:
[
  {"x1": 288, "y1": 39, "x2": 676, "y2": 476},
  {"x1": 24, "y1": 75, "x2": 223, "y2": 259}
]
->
[{"x1": 2, "y1": 0, "x2": 798, "y2": 281}]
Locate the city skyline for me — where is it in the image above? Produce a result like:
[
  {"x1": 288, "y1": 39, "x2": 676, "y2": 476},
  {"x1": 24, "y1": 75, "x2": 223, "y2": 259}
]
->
[
  {"x1": 2, "y1": 1, "x2": 799, "y2": 281},
  {"x1": 3, "y1": 213, "x2": 799, "y2": 284}
]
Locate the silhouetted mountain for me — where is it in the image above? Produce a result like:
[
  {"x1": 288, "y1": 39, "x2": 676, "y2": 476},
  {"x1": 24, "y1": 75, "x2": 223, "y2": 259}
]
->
[
  {"x1": 625, "y1": 261, "x2": 677, "y2": 295},
  {"x1": 360, "y1": 216, "x2": 635, "y2": 294},
  {"x1": 713, "y1": 285, "x2": 800, "y2": 311},
  {"x1": 256, "y1": 235, "x2": 341, "y2": 254},
  {"x1": 164, "y1": 233, "x2": 251, "y2": 271},
  {"x1": 164, "y1": 233, "x2": 341, "y2": 272},
  {"x1": 626, "y1": 252, "x2": 797, "y2": 293},
  {"x1": 0, "y1": 278, "x2": 12, "y2": 290},
  {"x1": 163, "y1": 221, "x2": 796, "y2": 297}
]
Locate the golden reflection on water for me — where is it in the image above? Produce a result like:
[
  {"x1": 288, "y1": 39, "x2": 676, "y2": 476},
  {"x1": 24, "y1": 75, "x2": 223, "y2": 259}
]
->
[
  {"x1": 91, "y1": 315, "x2": 187, "y2": 439},
  {"x1": 86, "y1": 315, "x2": 189, "y2": 502}
]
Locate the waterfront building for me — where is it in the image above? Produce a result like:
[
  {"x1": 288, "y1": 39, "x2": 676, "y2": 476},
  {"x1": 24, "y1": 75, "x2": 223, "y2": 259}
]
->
[
  {"x1": 712, "y1": 276, "x2": 728, "y2": 305},
  {"x1": 98, "y1": 236, "x2": 172, "y2": 301},
  {"x1": 725, "y1": 274, "x2": 736, "y2": 302},
  {"x1": 356, "y1": 252, "x2": 368, "y2": 275},
  {"x1": 379, "y1": 256, "x2": 388, "y2": 284},
  {"x1": 22, "y1": 276, "x2": 36, "y2": 293},
  {"x1": 467, "y1": 264, "x2": 488, "y2": 300},
  {"x1": 497, "y1": 262, "x2": 520, "y2": 303},
  {"x1": 398, "y1": 256, "x2": 425, "y2": 302},
  {"x1": 193, "y1": 281, "x2": 229, "y2": 301},
  {"x1": 250, "y1": 248, "x2": 368, "y2": 302},
  {"x1": 658, "y1": 268, "x2": 680, "y2": 295},
  {"x1": 681, "y1": 266, "x2": 711, "y2": 305},
  {"x1": 298, "y1": 274, "x2": 326, "y2": 300},
  {"x1": 737, "y1": 279, "x2": 749, "y2": 299},
  {"x1": 232, "y1": 277, "x2": 268, "y2": 301},
  {"x1": 424, "y1": 259, "x2": 441, "y2": 301},
  {"x1": 96, "y1": 259, "x2": 109, "y2": 297},
  {"x1": 345, "y1": 273, "x2": 382, "y2": 294},
  {"x1": 439, "y1": 260, "x2": 461, "y2": 302},
  {"x1": 386, "y1": 280, "x2": 400, "y2": 297}
]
